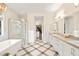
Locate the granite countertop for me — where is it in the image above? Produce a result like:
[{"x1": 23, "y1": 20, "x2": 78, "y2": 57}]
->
[{"x1": 50, "y1": 33, "x2": 79, "y2": 49}]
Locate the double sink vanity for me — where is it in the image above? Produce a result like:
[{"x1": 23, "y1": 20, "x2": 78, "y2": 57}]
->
[{"x1": 48, "y1": 33, "x2": 79, "y2": 56}]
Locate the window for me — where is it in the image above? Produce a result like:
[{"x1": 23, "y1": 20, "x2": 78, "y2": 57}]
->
[
  {"x1": 0, "y1": 15, "x2": 3, "y2": 35},
  {"x1": 0, "y1": 21, "x2": 1, "y2": 35}
]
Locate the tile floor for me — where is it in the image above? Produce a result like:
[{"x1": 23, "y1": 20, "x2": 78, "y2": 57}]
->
[{"x1": 15, "y1": 40, "x2": 58, "y2": 56}]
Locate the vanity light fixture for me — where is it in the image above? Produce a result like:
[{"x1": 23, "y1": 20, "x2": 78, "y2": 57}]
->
[
  {"x1": 74, "y1": 3, "x2": 79, "y2": 8},
  {"x1": 73, "y1": 0, "x2": 79, "y2": 7},
  {"x1": 74, "y1": 3, "x2": 79, "y2": 6},
  {"x1": 55, "y1": 10, "x2": 65, "y2": 20},
  {"x1": 0, "y1": 3, "x2": 7, "y2": 13}
]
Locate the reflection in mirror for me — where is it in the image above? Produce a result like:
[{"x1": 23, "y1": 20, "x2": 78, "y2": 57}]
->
[
  {"x1": 64, "y1": 16, "x2": 74, "y2": 35},
  {"x1": 64, "y1": 11, "x2": 79, "y2": 37},
  {"x1": 51, "y1": 22, "x2": 58, "y2": 33},
  {"x1": 53, "y1": 22, "x2": 58, "y2": 32}
]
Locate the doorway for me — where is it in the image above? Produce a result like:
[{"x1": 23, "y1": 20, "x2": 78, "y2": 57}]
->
[
  {"x1": 35, "y1": 16, "x2": 44, "y2": 40},
  {"x1": 36, "y1": 25, "x2": 42, "y2": 40}
]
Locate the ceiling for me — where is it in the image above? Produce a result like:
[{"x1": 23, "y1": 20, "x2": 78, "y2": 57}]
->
[{"x1": 6, "y1": 3, "x2": 63, "y2": 14}]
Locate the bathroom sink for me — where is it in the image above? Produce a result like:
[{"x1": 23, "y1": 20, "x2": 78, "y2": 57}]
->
[
  {"x1": 69, "y1": 36, "x2": 79, "y2": 40},
  {"x1": 68, "y1": 40, "x2": 79, "y2": 46},
  {"x1": 64, "y1": 35, "x2": 79, "y2": 46},
  {"x1": 64, "y1": 34, "x2": 72, "y2": 38},
  {"x1": 64, "y1": 34, "x2": 79, "y2": 40}
]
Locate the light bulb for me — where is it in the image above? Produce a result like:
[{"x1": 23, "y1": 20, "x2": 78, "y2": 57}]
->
[{"x1": 74, "y1": 3, "x2": 79, "y2": 6}]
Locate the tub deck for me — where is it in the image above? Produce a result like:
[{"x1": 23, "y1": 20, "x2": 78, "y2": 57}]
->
[{"x1": 0, "y1": 39, "x2": 22, "y2": 56}]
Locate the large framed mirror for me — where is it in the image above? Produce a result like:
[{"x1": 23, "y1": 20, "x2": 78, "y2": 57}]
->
[
  {"x1": 64, "y1": 11, "x2": 79, "y2": 37},
  {"x1": 64, "y1": 16, "x2": 74, "y2": 35}
]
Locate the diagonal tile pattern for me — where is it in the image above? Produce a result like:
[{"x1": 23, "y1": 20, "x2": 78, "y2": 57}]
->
[{"x1": 15, "y1": 40, "x2": 58, "y2": 56}]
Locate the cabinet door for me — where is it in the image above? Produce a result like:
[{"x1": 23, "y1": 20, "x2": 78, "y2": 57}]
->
[
  {"x1": 74, "y1": 48, "x2": 79, "y2": 56},
  {"x1": 52, "y1": 37, "x2": 58, "y2": 51},
  {"x1": 63, "y1": 43, "x2": 79, "y2": 56},
  {"x1": 61, "y1": 41, "x2": 72, "y2": 56},
  {"x1": 49, "y1": 35, "x2": 55, "y2": 45},
  {"x1": 70, "y1": 46, "x2": 79, "y2": 56},
  {"x1": 50, "y1": 36, "x2": 63, "y2": 55},
  {"x1": 55, "y1": 37, "x2": 64, "y2": 56},
  {"x1": 48, "y1": 34, "x2": 52, "y2": 44}
]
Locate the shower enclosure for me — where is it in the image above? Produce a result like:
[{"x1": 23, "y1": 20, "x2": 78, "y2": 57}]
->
[{"x1": 8, "y1": 17, "x2": 26, "y2": 47}]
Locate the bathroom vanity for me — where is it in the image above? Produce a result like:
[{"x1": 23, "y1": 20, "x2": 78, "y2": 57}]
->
[{"x1": 48, "y1": 33, "x2": 79, "y2": 56}]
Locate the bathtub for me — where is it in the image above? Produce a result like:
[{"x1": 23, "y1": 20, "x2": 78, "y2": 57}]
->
[{"x1": 0, "y1": 39, "x2": 22, "y2": 56}]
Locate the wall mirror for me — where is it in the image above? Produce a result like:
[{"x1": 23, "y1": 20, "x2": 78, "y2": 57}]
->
[
  {"x1": 64, "y1": 11, "x2": 79, "y2": 37},
  {"x1": 64, "y1": 16, "x2": 74, "y2": 35}
]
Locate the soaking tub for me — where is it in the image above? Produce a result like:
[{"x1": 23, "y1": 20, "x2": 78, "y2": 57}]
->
[{"x1": 0, "y1": 39, "x2": 22, "y2": 56}]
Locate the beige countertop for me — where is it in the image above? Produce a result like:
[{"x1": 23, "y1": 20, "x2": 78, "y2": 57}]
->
[{"x1": 50, "y1": 33, "x2": 79, "y2": 49}]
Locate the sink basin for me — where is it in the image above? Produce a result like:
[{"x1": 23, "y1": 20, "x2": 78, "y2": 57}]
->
[
  {"x1": 64, "y1": 34, "x2": 72, "y2": 38},
  {"x1": 68, "y1": 40, "x2": 79, "y2": 46}
]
